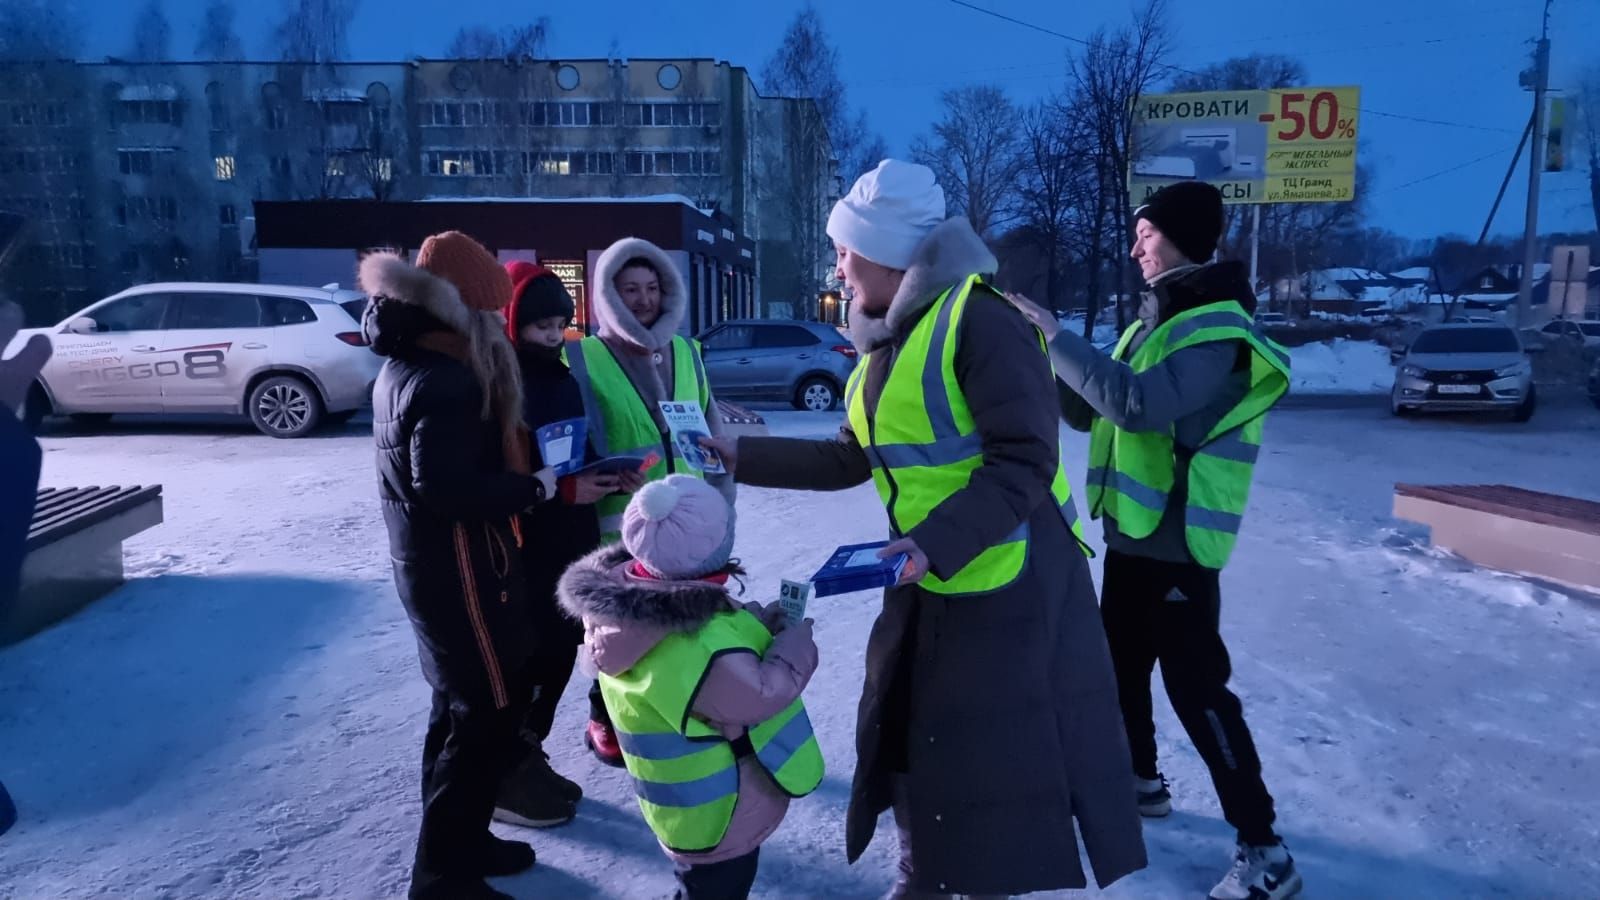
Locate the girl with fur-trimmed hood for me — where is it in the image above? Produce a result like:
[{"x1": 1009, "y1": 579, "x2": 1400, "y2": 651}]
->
[
  {"x1": 558, "y1": 474, "x2": 820, "y2": 900},
  {"x1": 360, "y1": 232, "x2": 558, "y2": 900},
  {"x1": 566, "y1": 237, "x2": 735, "y2": 767}
]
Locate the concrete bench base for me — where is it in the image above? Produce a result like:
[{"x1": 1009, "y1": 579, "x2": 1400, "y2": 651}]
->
[
  {"x1": 1393, "y1": 484, "x2": 1600, "y2": 592},
  {"x1": 716, "y1": 400, "x2": 770, "y2": 439},
  {"x1": 3, "y1": 487, "x2": 164, "y2": 645}
]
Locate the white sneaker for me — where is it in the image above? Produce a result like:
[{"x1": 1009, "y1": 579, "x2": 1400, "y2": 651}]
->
[
  {"x1": 1135, "y1": 774, "x2": 1171, "y2": 817},
  {"x1": 1208, "y1": 842, "x2": 1302, "y2": 900}
]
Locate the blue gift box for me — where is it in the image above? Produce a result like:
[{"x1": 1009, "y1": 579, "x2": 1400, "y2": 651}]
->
[{"x1": 810, "y1": 541, "x2": 909, "y2": 597}]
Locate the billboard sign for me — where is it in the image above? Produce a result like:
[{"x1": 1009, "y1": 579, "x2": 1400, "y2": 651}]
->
[{"x1": 1130, "y1": 86, "x2": 1360, "y2": 205}]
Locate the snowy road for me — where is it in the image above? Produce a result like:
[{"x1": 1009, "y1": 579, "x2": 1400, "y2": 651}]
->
[{"x1": 3, "y1": 402, "x2": 1599, "y2": 899}]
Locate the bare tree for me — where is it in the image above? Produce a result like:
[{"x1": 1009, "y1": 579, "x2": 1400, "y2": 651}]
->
[
  {"x1": 195, "y1": 0, "x2": 244, "y2": 61},
  {"x1": 763, "y1": 4, "x2": 882, "y2": 186},
  {"x1": 1014, "y1": 96, "x2": 1097, "y2": 325},
  {"x1": 1071, "y1": 0, "x2": 1172, "y2": 328},
  {"x1": 1574, "y1": 65, "x2": 1600, "y2": 235},
  {"x1": 447, "y1": 21, "x2": 549, "y2": 60},
  {"x1": 129, "y1": 0, "x2": 172, "y2": 61},
  {"x1": 1168, "y1": 53, "x2": 1305, "y2": 94},
  {"x1": 272, "y1": 0, "x2": 357, "y2": 63},
  {"x1": 911, "y1": 85, "x2": 1024, "y2": 237},
  {"x1": 0, "y1": 0, "x2": 81, "y2": 60},
  {"x1": 762, "y1": 7, "x2": 870, "y2": 312}
]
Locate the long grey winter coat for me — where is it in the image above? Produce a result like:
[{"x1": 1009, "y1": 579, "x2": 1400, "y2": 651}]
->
[{"x1": 734, "y1": 218, "x2": 1147, "y2": 895}]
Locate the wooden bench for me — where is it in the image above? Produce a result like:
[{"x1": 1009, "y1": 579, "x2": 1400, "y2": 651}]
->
[
  {"x1": 2, "y1": 485, "x2": 164, "y2": 645},
  {"x1": 1393, "y1": 484, "x2": 1600, "y2": 591}
]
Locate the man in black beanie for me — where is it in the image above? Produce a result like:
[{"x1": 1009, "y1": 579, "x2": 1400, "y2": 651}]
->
[{"x1": 1007, "y1": 181, "x2": 1300, "y2": 900}]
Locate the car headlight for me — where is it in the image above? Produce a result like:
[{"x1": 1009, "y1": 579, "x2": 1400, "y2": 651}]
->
[
  {"x1": 1400, "y1": 365, "x2": 1427, "y2": 379},
  {"x1": 1495, "y1": 362, "x2": 1531, "y2": 377}
]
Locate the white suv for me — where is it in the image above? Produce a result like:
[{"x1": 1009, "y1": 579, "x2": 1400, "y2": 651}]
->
[{"x1": 11, "y1": 282, "x2": 380, "y2": 438}]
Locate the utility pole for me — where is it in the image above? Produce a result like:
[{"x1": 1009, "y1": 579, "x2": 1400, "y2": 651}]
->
[{"x1": 1514, "y1": 0, "x2": 1553, "y2": 327}]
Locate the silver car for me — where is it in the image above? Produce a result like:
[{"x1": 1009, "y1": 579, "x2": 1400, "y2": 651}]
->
[
  {"x1": 698, "y1": 320, "x2": 858, "y2": 411},
  {"x1": 1391, "y1": 323, "x2": 1536, "y2": 422},
  {"x1": 12, "y1": 282, "x2": 380, "y2": 438}
]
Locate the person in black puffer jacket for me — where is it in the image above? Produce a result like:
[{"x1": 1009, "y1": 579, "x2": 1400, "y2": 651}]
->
[
  {"x1": 360, "y1": 233, "x2": 558, "y2": 900},
  {"x1": 487, "y1": 262, "x2": 642, "y2": 829}
]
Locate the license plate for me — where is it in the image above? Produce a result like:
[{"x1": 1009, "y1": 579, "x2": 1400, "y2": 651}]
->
[{"x1": 1437, "y1": 384, "x2": 1481, "y2": 395}]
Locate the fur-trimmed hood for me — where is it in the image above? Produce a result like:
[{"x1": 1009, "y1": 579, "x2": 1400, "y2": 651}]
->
[
  {"x1": 849, "y1": 216, "x2": 998, "y2": 354},
  {"x1": 358, "y1": 251, "x2": 523, "y2": 428},
  {"x1": 592, "y1": 237, "x2": 687, "y2": 352},
  {"x1": 558, "y1": 544, "x2": 739, "y2": 675}
]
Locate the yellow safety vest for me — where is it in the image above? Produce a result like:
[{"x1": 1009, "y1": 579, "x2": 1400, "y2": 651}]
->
[{"x1": 845, "y1": 274, "x2": 1086, "y2": 596}]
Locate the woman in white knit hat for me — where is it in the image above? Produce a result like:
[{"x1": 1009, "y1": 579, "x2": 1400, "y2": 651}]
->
[{"x1": 704, "y1": 160, "x2": 1147, "y2": 898}]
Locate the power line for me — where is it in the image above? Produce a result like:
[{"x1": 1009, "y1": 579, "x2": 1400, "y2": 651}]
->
[
  {"x1": 944, "y1": 0, "x2": 1526, "y2": 135},
  {"x1": 1373, "y1": 145, "x2": 1522, "y2": 197}
]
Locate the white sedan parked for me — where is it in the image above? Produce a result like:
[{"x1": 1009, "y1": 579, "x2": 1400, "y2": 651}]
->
[{"x1": 9, "y1": 282, "x2": 379, "y2": 438}]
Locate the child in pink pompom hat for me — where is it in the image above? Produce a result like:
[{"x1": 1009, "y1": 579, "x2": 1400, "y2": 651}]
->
[{"x1": 558, "y1": 475, "x2": 823, "y2": 899}]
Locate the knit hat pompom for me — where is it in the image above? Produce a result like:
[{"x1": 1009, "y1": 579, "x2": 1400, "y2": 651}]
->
[
  {"x1": 621, "y1": 475, "x2": 735, "y2": 580},
  {"x1": 635, "y1": 479, "x2": 683, "y2": 522}
]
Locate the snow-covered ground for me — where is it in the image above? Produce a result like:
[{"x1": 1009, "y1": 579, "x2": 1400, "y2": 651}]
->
[
  {"x1": 4, "y1": 402, "x2": 1600, "y2": 899},
  {"x1": 1289, "y1": 340, "x2": 1395, "y2": 395}
]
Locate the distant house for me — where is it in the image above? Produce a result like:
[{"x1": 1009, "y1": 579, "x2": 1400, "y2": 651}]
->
[
  {"x1": 1451, "y1": 263, "x2": 1552, "y2": 310},
  {"x1": 1391, "y1": 266, "x2": 1435, "y2": 287},
  {"x1": 1301, "y1": 267, "x2": 1426, "y2": 314}
]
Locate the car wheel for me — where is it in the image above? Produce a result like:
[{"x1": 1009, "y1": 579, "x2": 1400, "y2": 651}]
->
[
  {"x1": 1390, "y1": 398, "x2": 1415, "y2": 418},
  {"x1": 249, "y1": 375, "x2": 324, "y2": 438},
  {"x1": 1512, "y1": 385, "x2": 1537, "y2": 423},
  {"x1": 795, "y1": 376, "x2": 839, "y2": 412}
]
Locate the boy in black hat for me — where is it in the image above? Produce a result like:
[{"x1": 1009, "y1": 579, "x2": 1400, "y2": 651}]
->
[
  {"x1": 1008, "y1": 181, "x2": 1300, "y2": 900},
  {"x1": 493, "y1": 263, "x2": 640, "y2": 828}
]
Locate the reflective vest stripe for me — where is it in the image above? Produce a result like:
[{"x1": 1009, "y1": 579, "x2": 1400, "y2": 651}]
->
[
  {"x1": 865, "y1": 433, "x2": 984, "y2": 469},
  {"x1": 1199, "y1": 428, "x2": 1262, "y2": 464},
  {"x1": 920, "y1": 279, "x2": 965, "y2": 434},
  {"x1": 1186, "y1": 505, "x2": 1244, "y2": 534},
  {"x1": 614, "y1": 727, "x2": 724, "y2": 761},
  {"x1": 632, "y1": 767, "x2": 740, "y2": 809},
  {"x1": 1087, "y1": 466, "x2": 1168, "y2": 513},
  {"x1": 563, "y1": 339, "x2": 610, "y2": 457},
  {"x1": 752, "y1": 705, "x2": 817, "y2": 776}
]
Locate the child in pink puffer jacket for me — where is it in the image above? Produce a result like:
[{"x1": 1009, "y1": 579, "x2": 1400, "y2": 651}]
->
[{"x1": 558, "y1": 474, "x2": 822, "y2": 900}]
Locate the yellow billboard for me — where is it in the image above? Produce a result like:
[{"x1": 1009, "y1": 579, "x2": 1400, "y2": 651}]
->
[{"x1": 1129, "y1": 86, "x2": 1360, "y2": 205}]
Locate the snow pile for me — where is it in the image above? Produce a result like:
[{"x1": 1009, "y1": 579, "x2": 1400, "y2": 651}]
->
[
  {"x1": 1289, "y1": 340, "x2": 1394, "y2": 394},
  {"x1": 3, "y1": 406, "x2": 1600, "y2": 898}
]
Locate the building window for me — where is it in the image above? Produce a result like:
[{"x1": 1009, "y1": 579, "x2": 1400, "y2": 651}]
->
[
  {"x1": 214, "y1": 155, "x2": 235, "y2": 180},
  {"x1": 220, "y1": 204, "x2": 237, "y2": 226},
  {"x1": 118, "y1": 100, "x2": 178, "y2": 125},
  {"x1": 424, "y1": 150, "x2": 501, "y2": 177},
  {"x1": 319, "y1": 102, "x2": 362, "y2": 127},
  {"x1": 375, "y1": 158, "x2": 393, "y2": 181},
  {"x1": 270, "y1": 156, "x2": 292, "y2": 178},
  {"x1": 623, "y1": 103, "x2": 720, "y2": 128},
  {"x1": 623, "y1": 149, "x2": 720, "y2": 176},
  {"x1": 326, "y1": 155, "x2": 346, "y2": 177},
  {"x1": 117, "y1": 148, "x2": 165, "y2": 175}
]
